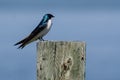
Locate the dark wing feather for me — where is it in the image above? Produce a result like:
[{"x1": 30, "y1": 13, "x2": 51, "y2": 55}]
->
[
  {"x1": 14, "y1": 23, "x2": 47, "y2": 49},
  {"x1": 27, "y1": 23, "x2": 47, "y2": 40},
  {"x1": 14, "y1": 38, "x2": 27, "y2": 46}
]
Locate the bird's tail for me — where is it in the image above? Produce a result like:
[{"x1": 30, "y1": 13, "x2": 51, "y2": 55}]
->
[{"x1": 14, "y1": 37, "x2": 29, "y2": 49}]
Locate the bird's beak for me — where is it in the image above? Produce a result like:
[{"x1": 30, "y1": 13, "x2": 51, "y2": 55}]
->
[{"x1": 53, "y1": 15, "x2": 55, "y2": 18}]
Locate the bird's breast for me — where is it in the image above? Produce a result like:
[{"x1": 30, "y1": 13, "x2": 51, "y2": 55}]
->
[
  {"x1": 47, "y1": 19, "x2": 52, "y2": 29},
  {"x1": 36, "y1": 19, "x2": 52, "y2": 39}
]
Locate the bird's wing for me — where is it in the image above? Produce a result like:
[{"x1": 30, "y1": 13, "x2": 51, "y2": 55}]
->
[
  {"x1": 28, "y1": 23, "x2": 47, "y2": 39},
  {"x1": 14, "y1": 23, "x2": 47, "y2": 49}
]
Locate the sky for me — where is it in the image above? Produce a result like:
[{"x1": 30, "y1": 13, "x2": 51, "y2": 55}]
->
[{"x1": 0, "y1": 0, "x2": 120, "y2": 80}]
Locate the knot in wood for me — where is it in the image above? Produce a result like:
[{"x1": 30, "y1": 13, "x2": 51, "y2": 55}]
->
[{"x1": 61, "y1": 58, "x2": 72, "y2": 71}]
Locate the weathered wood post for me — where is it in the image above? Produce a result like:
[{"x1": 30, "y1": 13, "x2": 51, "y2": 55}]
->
[{"x1": 37, "y1": 41, "x2": 86, "y2": 80}]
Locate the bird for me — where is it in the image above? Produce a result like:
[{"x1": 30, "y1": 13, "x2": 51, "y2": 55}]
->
[{"x1": 14, "y1": 13, "x2": 54, "y2": 49}]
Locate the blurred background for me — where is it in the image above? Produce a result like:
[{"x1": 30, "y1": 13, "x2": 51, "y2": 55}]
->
[{"x1": 0, "y1": 0, "x2": 120, "y2": 80}]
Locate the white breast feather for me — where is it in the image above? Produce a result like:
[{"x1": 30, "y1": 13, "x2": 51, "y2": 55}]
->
[{"x1": 35, "y1": 19, "x2": 52, "y2": 39}]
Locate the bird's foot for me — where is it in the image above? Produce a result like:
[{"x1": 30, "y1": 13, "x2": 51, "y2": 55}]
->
[{"x1": 39, "y1": 38, "x2": 45, "y2": 41}]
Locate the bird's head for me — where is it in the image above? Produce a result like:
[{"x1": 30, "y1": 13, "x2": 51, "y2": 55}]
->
[
  {"x1": 41, "y1": 14, "x2": 54, "y2": 24},
  {"x1": 46, "y1": 14, "x2": 54, "y2": 19},
  {"x1": 43, "y1": 14, "x2": 54, "y2": 20}
]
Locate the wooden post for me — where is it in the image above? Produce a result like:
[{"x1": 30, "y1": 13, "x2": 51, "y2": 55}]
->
[{"x1": 37, "y1": 41, "x2": 86, "y2": 80}]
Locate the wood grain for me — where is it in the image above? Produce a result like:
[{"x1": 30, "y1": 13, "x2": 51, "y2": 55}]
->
[{"x1": 37, "y1": 41, "x2": 86, "y2": 80}]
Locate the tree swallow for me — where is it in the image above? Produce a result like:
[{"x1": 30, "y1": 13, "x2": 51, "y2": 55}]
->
[{"x1": 14, "y1": 14, "x2": 54, "y2": 49}]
